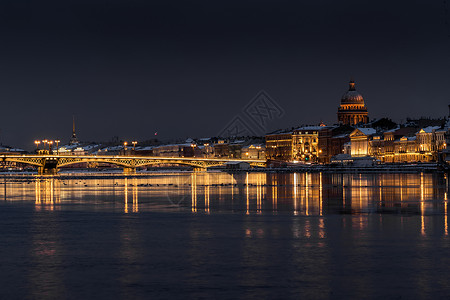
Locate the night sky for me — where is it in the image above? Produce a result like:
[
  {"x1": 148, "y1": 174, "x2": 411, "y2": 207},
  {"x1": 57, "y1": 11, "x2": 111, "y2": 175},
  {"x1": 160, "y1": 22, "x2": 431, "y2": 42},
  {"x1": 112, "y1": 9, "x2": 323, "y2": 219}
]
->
[{"x1": 1, "y1": 0, "x2": 449, "y2": 149}]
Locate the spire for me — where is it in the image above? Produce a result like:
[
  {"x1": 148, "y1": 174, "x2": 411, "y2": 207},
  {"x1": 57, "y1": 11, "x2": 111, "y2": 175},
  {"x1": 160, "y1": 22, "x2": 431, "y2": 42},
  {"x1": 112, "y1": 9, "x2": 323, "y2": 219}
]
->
[
  {"x1": 72, "y1": 115, "x2": 76, "y2": 135},
  {"x1": 349, "y1": 80, "x2": 356, "y2": 91},
  {"x1": 70, "y1": 115, "x2": 79, "y2": 145}
]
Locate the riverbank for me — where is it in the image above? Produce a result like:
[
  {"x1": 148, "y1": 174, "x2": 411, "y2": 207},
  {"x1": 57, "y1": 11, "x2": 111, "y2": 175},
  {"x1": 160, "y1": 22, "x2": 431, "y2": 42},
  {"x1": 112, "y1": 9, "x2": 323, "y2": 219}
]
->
[
  {"x1": 0, "y1": 162, "x2": 446, "y2": 178},
  {"x1": 236, "y1": 163, "x2": 443, "y2": 174}
]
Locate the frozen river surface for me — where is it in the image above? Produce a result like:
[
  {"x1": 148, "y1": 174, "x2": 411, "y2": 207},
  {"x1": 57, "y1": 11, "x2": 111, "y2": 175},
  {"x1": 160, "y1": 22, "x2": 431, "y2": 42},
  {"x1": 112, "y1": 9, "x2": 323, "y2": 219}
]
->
[{"x1": 0, "y1": 172, "x2": 449, "y2": 299}]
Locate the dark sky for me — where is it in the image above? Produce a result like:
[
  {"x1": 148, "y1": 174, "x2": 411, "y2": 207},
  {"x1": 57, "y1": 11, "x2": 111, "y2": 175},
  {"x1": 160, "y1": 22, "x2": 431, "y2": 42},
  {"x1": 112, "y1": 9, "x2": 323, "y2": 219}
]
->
[{"x1": 1, "y1": 0, "x2": 450, "y2": 149}]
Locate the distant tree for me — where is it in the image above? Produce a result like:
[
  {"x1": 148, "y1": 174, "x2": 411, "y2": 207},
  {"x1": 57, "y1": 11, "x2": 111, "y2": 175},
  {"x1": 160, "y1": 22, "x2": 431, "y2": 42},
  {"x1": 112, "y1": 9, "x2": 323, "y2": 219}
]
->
[{"x1": 371, "y1": 118, "x2": 397, "y2": 130}]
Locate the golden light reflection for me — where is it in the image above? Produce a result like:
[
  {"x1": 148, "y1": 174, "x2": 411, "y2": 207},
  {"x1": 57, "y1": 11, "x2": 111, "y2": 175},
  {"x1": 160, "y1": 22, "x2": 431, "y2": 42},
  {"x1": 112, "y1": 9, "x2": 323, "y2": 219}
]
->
[
  {"x1": 205, "y1": 173, "x2": 210, "y2": 214},
  {"x1": 246, "y1": 172, "x2": 249, "y2": 215},
  {"x1": 304, "y1": 219, "x2": 311, "y2": 238},
  {"x1": 319, "y1": 172, "x2": 323, "y2": 216},
  {"x1": 293, "y1": 173, "x2": 298, "y2": 215},
  {"x1": 421, "y1": 172, "x2": 425, "y2": 236},
  {"x1": 305, "y1": 173, "x2": 309, "y2": 216},
  {"x1": 343, "y1": 175, "x2": 347, "y2": 211},
  {"x1": 132, "y1": 178, "x2": 138, "y2": 213},
  {"x1": 272, "y1": 175, "x2": 278, "y2": 213},
  {"x1": 191, "y1": 173, "x2": 197, "y2": 213},
  {"x1": 0, "y1": 172, "x2": 448, "y2": 237},
  {"x1": 256, "y1": 173, "x2": 262, "y2": 214},
  {"x1": 445, "y1": 191, "x2": 448, "y2": 236},
  {"x1": 35, "y1": 178, "x2": 61, "y2": 211},
  {"x1": 124, "y1": 177, "x2": 128, "y2": 214},
  {"x1": 319, "y1": 218, "x2": 325, "y2": 239}
]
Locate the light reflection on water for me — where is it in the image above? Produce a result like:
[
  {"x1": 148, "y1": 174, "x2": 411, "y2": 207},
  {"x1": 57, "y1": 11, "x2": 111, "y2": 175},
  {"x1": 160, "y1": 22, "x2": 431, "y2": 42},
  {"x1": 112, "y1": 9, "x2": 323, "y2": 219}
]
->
[
  {"x1": 0, "y1": 172, "x2": 449, "y2": 242},
  {"x1": 1, "y1": 172, "x2": 450, "y2": 299},
  {"x1": 0, "y1": 172, "x2": 448, "y2": 217}
]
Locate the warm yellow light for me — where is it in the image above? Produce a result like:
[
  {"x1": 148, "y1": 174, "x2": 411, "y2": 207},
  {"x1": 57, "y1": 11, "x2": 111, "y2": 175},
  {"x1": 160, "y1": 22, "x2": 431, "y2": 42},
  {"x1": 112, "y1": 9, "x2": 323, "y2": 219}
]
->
[{"x1": 124, "y1": 142, "x2": 128, "y2": 146}]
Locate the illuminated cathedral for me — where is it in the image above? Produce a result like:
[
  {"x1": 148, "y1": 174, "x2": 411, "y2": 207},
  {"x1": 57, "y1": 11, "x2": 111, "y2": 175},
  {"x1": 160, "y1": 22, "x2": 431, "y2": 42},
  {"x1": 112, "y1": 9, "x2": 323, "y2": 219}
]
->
[{"x1": 337, "y1": 80, "x2": 369, "y2": 125}]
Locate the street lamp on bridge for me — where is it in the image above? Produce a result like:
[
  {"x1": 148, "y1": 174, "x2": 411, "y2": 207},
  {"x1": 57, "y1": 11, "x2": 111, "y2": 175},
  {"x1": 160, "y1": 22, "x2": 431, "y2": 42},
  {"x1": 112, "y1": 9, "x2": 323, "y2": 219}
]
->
[
  {"x1": 42, "y1": 140, "x2": 48, "y2": 154},
  {"x1": 132, "y1": 141, "x2": 137, "y2": 151},
  {"x1": 34, "y1": 140, "x2": 41, "y2": 151},
  {"x1": 123, "y1": 141, "x2": 128, "y2": 155},
  {"x1": 55, "y1": 140, "x2": 60, "y2": 155}
]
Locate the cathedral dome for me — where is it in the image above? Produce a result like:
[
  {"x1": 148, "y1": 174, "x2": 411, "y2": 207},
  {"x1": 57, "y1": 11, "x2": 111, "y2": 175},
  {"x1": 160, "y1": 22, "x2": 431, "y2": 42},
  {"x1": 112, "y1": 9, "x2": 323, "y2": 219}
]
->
[{"x1": 341, "y1": 81, "x2": 364, "y2": 104}]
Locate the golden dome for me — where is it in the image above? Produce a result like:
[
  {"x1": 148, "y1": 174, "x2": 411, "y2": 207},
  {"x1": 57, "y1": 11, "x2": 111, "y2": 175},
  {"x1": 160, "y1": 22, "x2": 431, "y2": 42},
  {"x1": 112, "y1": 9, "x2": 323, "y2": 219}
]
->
[{"x1": 341, "y1": 81, "x2": 364, "y2": 104}]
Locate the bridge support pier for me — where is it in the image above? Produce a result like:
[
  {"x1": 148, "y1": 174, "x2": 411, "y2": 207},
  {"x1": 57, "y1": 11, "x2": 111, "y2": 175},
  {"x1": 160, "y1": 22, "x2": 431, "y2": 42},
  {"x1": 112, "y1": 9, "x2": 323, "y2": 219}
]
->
[
  {"x1": 123, "y1": 167, "x2": 136, "y2": 175},
  {"x1": 193, "y1": 167, "x2": 206, "y2": 172},
  {"x1": 38, "y1": 166, "x2": 58, "y2": 175},
  {"x1": 38, "y1": 158, "x2": 59, "y2": 175}
]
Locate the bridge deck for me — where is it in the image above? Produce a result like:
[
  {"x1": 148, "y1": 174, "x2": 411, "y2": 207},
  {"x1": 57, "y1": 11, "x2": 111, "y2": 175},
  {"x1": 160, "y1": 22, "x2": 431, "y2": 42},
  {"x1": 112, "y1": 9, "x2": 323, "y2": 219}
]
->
[{"x1": 0, "y1": 154, "x2": 266, "y2": 174}]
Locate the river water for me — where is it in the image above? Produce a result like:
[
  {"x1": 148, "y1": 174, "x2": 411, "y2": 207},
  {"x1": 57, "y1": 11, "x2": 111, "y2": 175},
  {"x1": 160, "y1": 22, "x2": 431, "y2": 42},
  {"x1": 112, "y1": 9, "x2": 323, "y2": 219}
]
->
[{"x1": 0, "y1": 171, "x2": 449, "y2": 299}]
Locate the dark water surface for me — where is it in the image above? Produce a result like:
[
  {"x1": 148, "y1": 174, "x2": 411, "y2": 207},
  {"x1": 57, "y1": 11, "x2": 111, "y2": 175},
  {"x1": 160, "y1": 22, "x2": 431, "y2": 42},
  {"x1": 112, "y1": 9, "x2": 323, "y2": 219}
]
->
[{"x1": 0, "y1": 172, "x2": 450, "y2": 299}]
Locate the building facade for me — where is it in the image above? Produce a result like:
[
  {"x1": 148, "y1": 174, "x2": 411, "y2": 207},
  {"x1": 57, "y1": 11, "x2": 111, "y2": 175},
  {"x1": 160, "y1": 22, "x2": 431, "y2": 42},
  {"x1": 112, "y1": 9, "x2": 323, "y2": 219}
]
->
[
  {"x1": 349, "y1": 128, "x2": 376, "y2": 157},
  {"x1": 292, "y1": 126, "x2": 322, "y2": 162},
  {"x1": 265, "y1": 132, "x2": 293, "y2": 162}
]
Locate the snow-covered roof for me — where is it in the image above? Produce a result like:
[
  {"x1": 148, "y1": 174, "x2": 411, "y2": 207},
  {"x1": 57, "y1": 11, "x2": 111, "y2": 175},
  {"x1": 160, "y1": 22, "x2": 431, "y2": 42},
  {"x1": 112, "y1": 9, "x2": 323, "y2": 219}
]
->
[
  {"x1": 154, "y1": 143, "x2": 194, "y2": 149},
  {"x1": 332, "y1": 134, "x2": 350, "y2": 139},
  {"x1": 100, "y1": 146, "x2": 124, "y2": 151},
  {"x1": 294, "y1": 126, "x2": 326, "y2": 131},
  {"x1": 225, "y1": 161, "x2": 250, "y2": 165},
  {"x1": 418, "y1": 126, "x2": 441, "y2": 134},
  {"x1": 2, "y1": 148, "x2": 26, "y2": 152},
  {"x1": 384, "y1": 126, "x2": 401, "y2": 133},
  {"x1": 231, "y1": 140, "x2": 245, "y2": 144},
  {"x1": 59, "y1": 144, "x2": 78, "y2": 150},
  {"x1": 81, "y1": 144, "x2": 100, "y2": 151},
  {"x1": 266, "y1": 129, "x2": 293, "y2": 135},
  {"x1": 137, "y1": 146, "x2": 154, "y2": 151},
  {"x1": 356, "y1": 127, "x2": 377, "y2": 136}
]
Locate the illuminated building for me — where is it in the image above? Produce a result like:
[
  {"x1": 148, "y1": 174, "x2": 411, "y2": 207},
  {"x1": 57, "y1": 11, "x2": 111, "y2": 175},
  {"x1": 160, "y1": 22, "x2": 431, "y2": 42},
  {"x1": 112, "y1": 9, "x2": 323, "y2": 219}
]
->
[
  {"x1": 134, "y1": 146, "x2": 154, "y2": 156},
  {"x1": 393, "y1": 136, "x2": 419, "y2": 162},
  {"x1": 241, "y1": 144, "x2": 266, "y2": 160},
  {"x1": 266, "y1": 125, "x2": 352, "y2": 163},
  {"x1": 337, "y1": 80, "x2": 369, "y2": 125},
  {"x1": 152, "y1": 143, "x2": 202, "y2": 157},
  {"x1": 292, "y1": 126, "x2": 322, "y2": 162},
  {"x1": 266, "y1": 126, "x2": 339, "y2": 163},
  {"x1": 416, "y1": 126, "x2": 446, "y2": 161},
  {"x1": 265, "y1": 131, "x2": 293, "y2": 162},
  {"x1": 317, "y1": 125, "x2": 353, "y2": 163},
  {"x1": 360, "y1": 126, "x2": 448, "y2": 163},
  {"x1": 213, "y1": 140, "x2": 245, "y2": 158},
  {"x1": 350, "y1": 128, "x2": 376, "y2": 157}
]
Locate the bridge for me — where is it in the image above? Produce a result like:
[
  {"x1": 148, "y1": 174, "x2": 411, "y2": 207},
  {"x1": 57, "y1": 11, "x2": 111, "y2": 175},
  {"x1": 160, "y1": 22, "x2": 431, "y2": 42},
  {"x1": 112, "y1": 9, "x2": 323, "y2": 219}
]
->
[{"x1": 0, "y1": 154, "x2": 267, "y2": 175}]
